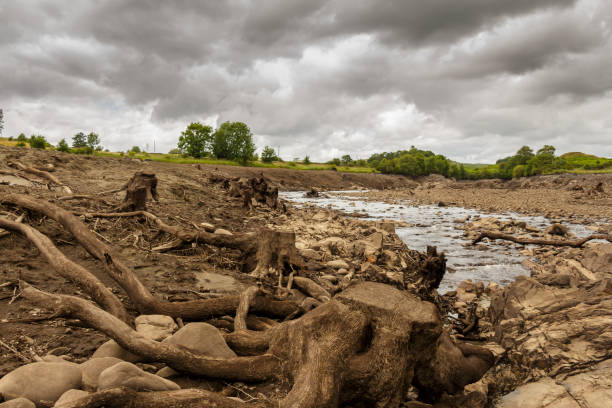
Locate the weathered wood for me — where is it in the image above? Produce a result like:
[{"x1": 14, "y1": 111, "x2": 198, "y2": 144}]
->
[
  {"x1": 472, "y1": 231, "x2": 611, "y2": 247},
  {"x1": 117, "y1": 172, "x2": 158, "y2": 211},
  {"x1": 9, "y1": 161, "x2": 71, "y2": 193}
]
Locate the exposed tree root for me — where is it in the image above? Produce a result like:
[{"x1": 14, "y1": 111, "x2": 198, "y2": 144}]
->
[
  {"x1": 21, "y1": 282, "x2": 280, "y2": 382},
  {"x1": 58, "y1": 195, "x2": 112, "y2": 206},
  {"x1": 472, "y1": 231, "x2": 611, "y2": 247},
  {"x1": 0, "y1": 217, "x2": 127, "y2": 321},
  {"x1": 50, "y1": 387, "x2": 264, "y2": 408},
  {"x1": 292, "y1": 276, "x2": 331, "y2": 302},
  {"x1": 235, "y1": 286, "x2": 260, "y2": 332},
  {"x1": 1, "y1": 193, "x2": 299, "y2": 319},
  {"x1": 8, "y1": 161, "x2": 72, "y2": 193}
]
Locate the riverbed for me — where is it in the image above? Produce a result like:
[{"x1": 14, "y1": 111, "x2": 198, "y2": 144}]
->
[{"x1": 281, "y1": 190, "x2": 596, "y2": 293}]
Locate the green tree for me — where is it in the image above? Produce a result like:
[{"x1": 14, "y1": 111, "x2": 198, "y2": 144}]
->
[
  {"x1": 515, "y1": 146, "x2": 534, "y2": 165},
  {"x1": 212, "y1": 121, "x2": 256, "y2": 164},
  {"x1": 87, "y1": 132, "x2": 100, "y2": 149},
  {"x1": 261, "y1": 146, "x2": 278, "y2": 163},
  {"x1": 72, "y1": 132, "x2": 87, "y2": 148},
  {"x1": 130, "y1": 146, "x2": 141, "y2": 153},
  {"x1": 341, "y1": 155, "x2": 353, "y2": 165},
  {"x1": 303, "y1": 155, "x2": 311, "y2": 165},
  {"x1": 57, "y1": 138, "x2": 70, "y2": 152},
  {"x1": 17, "y1": 133, "x2": 27, "y2": 142},
  {"x1": 177, "y1": 122, "x2": 213, "y2": 158},
  {"x1": 29, "y1": 135, "x2": 47, "y2": 149}
]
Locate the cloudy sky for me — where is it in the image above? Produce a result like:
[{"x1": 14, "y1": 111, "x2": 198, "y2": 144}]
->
[{"x1": 1, "y1": 0, "x2": 611, "y2": 162}]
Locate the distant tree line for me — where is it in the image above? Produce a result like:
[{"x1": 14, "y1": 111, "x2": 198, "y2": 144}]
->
[{"x1": 177, "y1": 121, "x2": 255, "y2": 164}]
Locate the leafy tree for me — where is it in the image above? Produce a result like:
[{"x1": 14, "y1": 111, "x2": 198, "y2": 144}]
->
[
  {"x1": 536, "y1": 145, "x2": 555, "y2": 156},
  {"x1": 17, "y1": 133, "x2": 27, "y2": 142},
  {"x1": 515, "y1": 146, "x2": 534, "y2": 165},
  {"x1": 341, "y1": 155, "x2": 353, "y2": 165},
  {"x1": 261, "y1": 146, "x2": 278, "y2": 163},
  {"x1": 177, "y1": 122, "x2": 213, "y2": 158},
  {"x1": 87, "y1": 132, "x2": 100, "y2": 149},
  {"x1": 303, "y1": 155, "x2": 311, "y2": 165},
  {"x1": 57, "y1": 138, "x2": 70, "y2": 152},
  {"x1": 29, "y1": 135, "x2": 47, "y2": 149},
  {"x1": 212, "y1": 121, "x2": 256, "y2": 164},
  {"x1": 130, "y1": 146, "x2": 141, "y2": 153},
  {"x1": 72, "y1": 132, "x2": 87, "y2": 148}
]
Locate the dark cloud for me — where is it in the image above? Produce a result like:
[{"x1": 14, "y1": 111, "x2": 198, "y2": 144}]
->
[{"x1": 0, "y1": 0, "x2": 610, "y2": 162}]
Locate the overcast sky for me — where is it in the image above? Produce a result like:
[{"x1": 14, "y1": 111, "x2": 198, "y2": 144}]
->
[{"x1": 1, "y1": 0, "x2": 611, "y2": 162}]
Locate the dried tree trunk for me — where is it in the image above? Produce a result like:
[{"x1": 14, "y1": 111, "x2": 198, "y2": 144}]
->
[
  {"x1": 0, "y1": 217, "x2": 127, "y2": 321},
  {"x1": 472, "y1": 231, "x2": 611, "y2": 247},
  {"x1": 249, "y1": 229, "x2": 303, "y2": 278},
  {"x1": 1, "y1": 194, "x2": 299, "y2": 319}
]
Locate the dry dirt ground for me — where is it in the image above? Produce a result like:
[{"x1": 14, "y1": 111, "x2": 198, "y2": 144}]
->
[{"x1": 0, "y1": 145, "x2": 610, "y2": 407}]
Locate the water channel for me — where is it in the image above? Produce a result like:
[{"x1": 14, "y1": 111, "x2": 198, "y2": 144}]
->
[{"x1": 281, "y1": 190, "x2": 596, "y2": 293}]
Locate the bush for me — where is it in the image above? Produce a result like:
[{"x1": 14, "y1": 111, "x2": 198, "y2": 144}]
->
[
  {"x1": 57, "y1": 139, "x2": 70, "y2": 152},
  {"x1": 16, "y1": 141, "x2": 26, "y2": 147},
  {"x1": 168, "y1": 148, "x2": 181, "y2": 155},
  {"x1": 29, "y1": 135, "x2": 47, "y2": 149},
  {"x1": 72, "y1": 146, "x2": 94, "y2": 155},
  {"x1": 303, "y1": 155, "x2": 311, "y2": 165},
  {"x1": 261, "y1": 146, "x2": 278, "y2": 163},
  {"x1": 7, "y1": 136, "x2": 13, "y2": 141},
  {"x1": 130, "y1": 146, "x2": 141, "y2": 153},
  {"x1": 17, "y1": 133, "x2": 27, "y2": 142}
]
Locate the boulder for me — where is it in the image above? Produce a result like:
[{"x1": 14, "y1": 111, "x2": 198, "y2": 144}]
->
[
  {"x1": 0, "y1": 398, "x2": 35, "y2": 408},
  {"x1": 0, "y1": 362, "x2": 82, "y2": 404},
  {"x1": 134, "y1": 314, "x2": 177, "y2": 341},
  {"x1": 163, "y1": 322, "x2": 236, "y2": 358},
  {"x1": 54, "y1": 389, "x2": 90, "y2": 407},
  {"x1": 97, "y1": 362, "x2": 179, "y2": 392},
  {"x1": 91, "y1": 340, "x2": 142, "y2": 363},
  {"x1": 80, "y1": 357, "x2": 124, "y2": 391}
]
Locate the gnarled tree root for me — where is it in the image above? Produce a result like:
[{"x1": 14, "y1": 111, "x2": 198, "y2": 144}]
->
[
  {"x1": 472, "y1": 231, "x2": 611, "y2": 247},
  {"x1": 0, "y1": 217, "x2": 127, "y2": 321},
  {"x1": 20, "y1": 282, "x2": 279, "y2": 382},
  {"x1": 1, "y1": 193, "x2": 298, "y2": 319},
  {"x1": 9, "y1": 161, "x2": 72, "y2": 193},
  {"x1": 46, "y1": 387, "x2": 266, "y2": 408}
]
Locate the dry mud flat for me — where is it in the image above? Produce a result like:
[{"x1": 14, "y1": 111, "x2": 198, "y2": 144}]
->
[{"x1": 0, "y1": 145, "x2": 610, "y2": 408}]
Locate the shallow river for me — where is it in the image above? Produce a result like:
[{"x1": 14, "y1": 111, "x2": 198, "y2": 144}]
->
[{"x1": 281, "y1": 191, "x2": 596, "y2": 293}]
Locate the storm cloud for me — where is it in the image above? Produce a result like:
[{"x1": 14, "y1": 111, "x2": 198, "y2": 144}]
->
[{"x1": 1, "y1": 0, "x2": 610, "y2": 162}]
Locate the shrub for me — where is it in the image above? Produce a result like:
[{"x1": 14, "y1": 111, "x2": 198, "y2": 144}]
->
[
  {"x1": 57, "y1": 139, "x2": 70, "y2": 152},
  {"x1": 29, "y1": 135, "x2": 47, "y2": 149},
  {"x1": 16, "y1": 141, "x2": 26, "y2": 147},
  {"x1": 303, "y1": 155, "x2": 311, "y2": 165}
]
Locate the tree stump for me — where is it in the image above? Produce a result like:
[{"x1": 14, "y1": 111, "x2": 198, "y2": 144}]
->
[
  {"x1": 248, "y1": 229, "x2": 303, "y2": 278},
  {"x1": 118, "y1": 172, "x2": 158, "y2": 211}
]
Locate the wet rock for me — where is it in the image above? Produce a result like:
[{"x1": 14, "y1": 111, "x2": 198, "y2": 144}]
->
[
  {"x1": 163, "y1": 323, "x2": 236, "y2": 358},
  {"x1": 0, "y1": 362, "x2": 82, "y2": 404},
  {"x1": 80, "y1": 357, "x2": 124, "y2": 391},
  {"x1": 97, "y1": 362, "x2": 180, "y2": 392},
  {"x1": 134, "y1": 314, "x2": 177, "y2": 341},
  {"x1": 91, "y1": 340, "x2": 142, "y2": 363},
  {"x1": 54, "y1": 389, "x2": 90, "y2": 407},
  {"x1": 0, "y1": 398, "x2": 35, "y2": 408}
]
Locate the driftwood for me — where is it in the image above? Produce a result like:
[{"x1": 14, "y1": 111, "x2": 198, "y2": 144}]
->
[
  {"x1": 1, "y1": 193, "x2": 299, "y2": 319},
  {"x1": 8, "y1": 161, "x2": 72, "y2": 193},
  {"x1": 472, "y1": 231, "x2": 611, "y2": 247},
  {"x1": 0, "y1": 217, "x2": 127, "y2": 321}
]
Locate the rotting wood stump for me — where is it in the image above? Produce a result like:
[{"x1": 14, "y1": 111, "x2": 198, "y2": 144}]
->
[{"x1": 117, "y1": 172, "x2": 159, "y2": 211}]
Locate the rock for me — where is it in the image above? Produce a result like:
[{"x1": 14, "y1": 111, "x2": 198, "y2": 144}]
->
[
  {"x1": 97, "y1": 362, "x2": 180, "y2": 392},
  {"x1": 163, "y1": 323, "x2": 236, "y2": 358},
  {"x1": 497, "y1": 368, "x2": 612, "y2": 408},
  {"x1": 54, "y1": 389, "x2": 89, "y2": 407},
  {"x1": 155, "y1": 366, "x2": 180, "y2": 379},
  {"x1": 199, "y1": 222, "x2": 215, "y2": 232},
  {"x1": 376, "y1": 221, "x2": 395, "y2": 233},
  {"x1": 91, "y1": 340, "x2": 142, "y2": 363},
  {"x1": 213, "y1": 228, "x2": 233, "y2": 236},
  {"x1": 581, "y1": 243, "x2": 612, "y2": 274},
  {"x1": 545, "y1": 223, "x2": 569, "y2": 236},
  {"x1": 327, "y1": 259, "x2": 349, "y2": 270},
  {"x1": 299, "y1": 248, "x2": 324, "y2": 261},
  {"x1": 80, "y1": 357, "x2": 124, "y2": 391},
  {"x1": 317, "y1": 237, "x2": 348, "y2": 256},
  {"x1": 0, "y1": 398, "x2": 36, "y2": 408},
  {"x1": 134, "y1": 314, "x2": 177, "y2": 341},
  {"x1": 312, "y1": 210, "x2": 328, "y2": 221},
  {"x1": 353, "y1": 232, "x2": 383, "y2": 262},
  {"x1": 0, "y1": 362, "x2": 82, "y2": 404}
]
